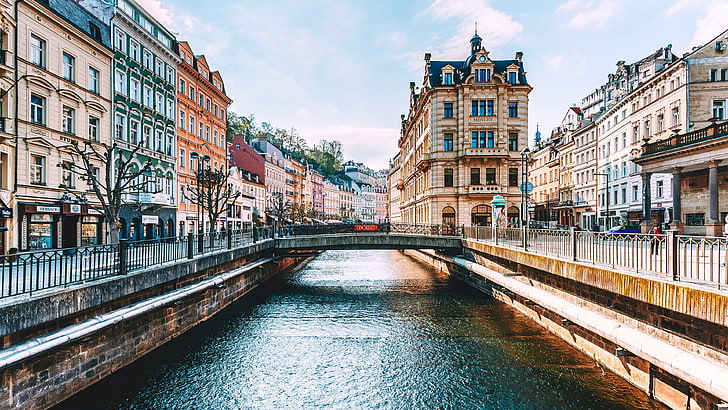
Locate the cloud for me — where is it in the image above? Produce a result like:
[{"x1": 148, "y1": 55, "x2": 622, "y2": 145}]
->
[
  {"x1": 691, "y1": 1, "x2": 728, "y2": 47},
  {"x1": 555, "y1": 0, "x2": 623, "y2": 29},
  {"x1": 545, "y1": 55, "x2": 564, "y2": 71},
  {"x1": 665, "y1": 0, "x2": 706, "y2": 16}
]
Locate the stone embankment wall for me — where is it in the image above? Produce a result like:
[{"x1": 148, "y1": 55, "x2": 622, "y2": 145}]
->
[
  {"x1": 405, "y1": 246, "x2": 728, "y2": 410},
  {"x1": 0, "y1": 240, "x2": 313, "y2": 409}
]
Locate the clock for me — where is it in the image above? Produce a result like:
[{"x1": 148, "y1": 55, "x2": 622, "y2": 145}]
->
[{"x1": 479, "y1": 56, "x2": 486, "y2": 62}]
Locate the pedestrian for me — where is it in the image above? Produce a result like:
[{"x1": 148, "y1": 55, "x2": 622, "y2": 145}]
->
[{"x1": 650, "y1": 225, "x2": 662, "y2": 255}]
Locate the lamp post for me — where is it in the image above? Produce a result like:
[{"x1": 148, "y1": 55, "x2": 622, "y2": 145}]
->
[
  {"x1": 595, "y1": 172, "x2": 610, "y2": 231},
  {"x1": 190, "y1": 152, "x2": 210, "y2": 251},
  {"x1": 520, "y1": 147, "x2": 531, "y2": 229}
]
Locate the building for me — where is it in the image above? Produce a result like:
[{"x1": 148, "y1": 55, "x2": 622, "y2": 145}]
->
[
  {"x1": 176, "y1": 40, "x2": 231, "y2": 235},
  {"x1": 227, "y1": 167, "x2": 265, "y2": 229},
  {"x1": 15, "y1": 0, "x2": 113, "y2": 250},
  {"x1": 387, "y1": 154, "x2": 402, "y2": 223},
  {"x1": 571, "y1": 118, "x2": 598, "y2": 230},
  {"x1": 393, "y1": 31, "x2": 531, "y2": 227},
  {"x1": 0, "y1": 0, "x2": 15, "y2": 254}
]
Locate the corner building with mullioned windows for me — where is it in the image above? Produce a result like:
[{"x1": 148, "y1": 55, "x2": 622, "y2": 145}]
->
[{"x1": 393, "y1": 32, "x2": 532, "y2": 227}]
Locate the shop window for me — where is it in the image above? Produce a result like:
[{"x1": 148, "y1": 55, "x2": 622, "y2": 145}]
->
[{"x1": 685, "y1": 213, "x2": 704, "y2": 226}]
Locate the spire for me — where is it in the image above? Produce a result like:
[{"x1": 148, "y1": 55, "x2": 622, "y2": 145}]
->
[
  {"x1": 534, "y1": 124, "x2": 542, "y2": 144},
  {"x1": 470, "y1": 23, "x2": 482, "y2": 55}
]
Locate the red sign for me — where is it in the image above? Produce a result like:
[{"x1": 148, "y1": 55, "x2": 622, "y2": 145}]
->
[{"x1": 354, "y1": 224, "x2": 379, "y2": 232}]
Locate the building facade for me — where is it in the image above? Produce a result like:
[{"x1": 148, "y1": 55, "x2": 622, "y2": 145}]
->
[{"x1": 393, "y1": 32, "x2": 531, "y2": 227}]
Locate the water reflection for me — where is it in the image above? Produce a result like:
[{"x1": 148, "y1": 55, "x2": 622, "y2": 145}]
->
[{"x1": 56, "y1": 250, "x2": 664, "y2": 409}]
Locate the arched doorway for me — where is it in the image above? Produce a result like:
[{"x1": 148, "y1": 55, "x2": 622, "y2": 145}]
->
[
  {"x1": 471, "y1": 204, "x2": 492, "y2": 226},
  {"x1": 441, "y1": 207, "x2": 455, "y2": 233},
  {"x1": 507, "y1": 206, "x2": 520, "y2": 227},
  {"x1": 179, "y1": 221, "x2": 185, "y2": 237},
  {"x1": 130, "y1": 217, "x2": 141, "y2": 241},
  {"x1": 119, "y1": 217, "x2": 128, "y2": 240},
  {"x1": 167, "y1": 218, "x2": 174, "y2": 238}
]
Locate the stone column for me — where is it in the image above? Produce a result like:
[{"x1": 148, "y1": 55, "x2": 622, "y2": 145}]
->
[
  {"x1": 671, "y1": 167, "x2": 683, "y2": 233},
  {"x1": 706, "y1": 160, "x2": 722, "y2": 236},
  {"x1": 641, "y1": 172, "x2": 652, "y2": 227}
]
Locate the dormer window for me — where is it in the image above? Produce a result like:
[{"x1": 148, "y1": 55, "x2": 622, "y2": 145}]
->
[
  {"x1": 475, "y1": 68, "x2": 491, "y2": 82},
  {"x1": 508, "y1": 71, "x2": 517, "y2": 84},
  {"x1": 444, "y1": 72, "x2": 452, "y2": 85}
]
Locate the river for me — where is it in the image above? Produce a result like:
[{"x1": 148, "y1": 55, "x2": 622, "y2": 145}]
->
[{"x1": 55, "y1": 250, "x2": 664, "y2": 409}]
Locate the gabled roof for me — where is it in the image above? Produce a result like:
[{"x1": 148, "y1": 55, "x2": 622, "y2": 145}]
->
[{"x1": 427, "y1": 58, "x2": 528, "y2": 87}]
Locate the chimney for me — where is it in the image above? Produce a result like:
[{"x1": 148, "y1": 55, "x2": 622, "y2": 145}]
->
[
  {"x1": 424, "y1": 53, "x2": 431, "y2": 64},
  {"x1": 515, "y1": 52, "x2": 523, "y2": 61}
]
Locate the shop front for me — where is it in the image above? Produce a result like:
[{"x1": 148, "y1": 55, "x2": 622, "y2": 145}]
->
[
  {"x1": 21, "y1": 203, "x2": 105, "y2": 251},
  {"x1": 118, "y1": 206, "x2": 176, "y2": 241}
]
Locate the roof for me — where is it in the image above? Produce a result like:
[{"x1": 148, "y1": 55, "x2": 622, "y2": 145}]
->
[
  {"x1": 427, "y1": 58, "x2": 528, "y2": 87},
  {"x1": 46, "y1": 0, "x2": 112, "y2": 50}
]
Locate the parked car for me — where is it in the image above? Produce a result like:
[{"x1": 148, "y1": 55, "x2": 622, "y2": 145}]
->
[{"x1": 605, "y1": 224, "x2": 641, "y2": 236}]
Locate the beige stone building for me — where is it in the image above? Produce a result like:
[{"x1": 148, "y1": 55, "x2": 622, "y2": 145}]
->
[
  {"x1": 393, "y1": 32, "x2": 531, "y2": 227},
  {"x1": 387, "y1": 153, "x2": 401, "y2": 223},
  {"x1": 15, "y1": 0, "x2": 113, "y2": 250},
  {"x1": 0, "y1": 0, "x2": 15, "y2": 254}
]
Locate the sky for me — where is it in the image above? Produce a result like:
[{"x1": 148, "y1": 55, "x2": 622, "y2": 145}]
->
[{"x1": 137, "y1": 0, "x2": 728, "y2": 170}]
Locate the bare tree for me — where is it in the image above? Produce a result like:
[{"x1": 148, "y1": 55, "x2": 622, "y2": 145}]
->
[
  {"x1": 184, "y1": 168, "x2": 241, "y2": 233},
  {"x1": 59, "y1": 140, "x2": 155, "y2": 244}
]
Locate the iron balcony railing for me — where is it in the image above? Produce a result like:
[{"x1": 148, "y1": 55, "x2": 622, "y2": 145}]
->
[
  {"x1": 0, "y1": 225, "x2": 273, "y2": 299},
  {"x1": 643, "y1": 121, "x2": 728, "y2": 155}
]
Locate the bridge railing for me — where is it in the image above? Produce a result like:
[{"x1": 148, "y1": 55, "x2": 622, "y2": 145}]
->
[
  {"x1": 279, "y1": 222, "x2": 463, "y2": 237},
  {"x1": 0, "y1": 225, "x2": 271, "y2": 299},
  {"x1": 463, "y1": 227, "x2": 726, "y2": 290}
]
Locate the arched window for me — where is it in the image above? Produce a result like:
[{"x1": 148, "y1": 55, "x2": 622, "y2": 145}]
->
[
  {"x1": 471, "y1": 204, "x2": 492, "y2": 226},
  {"x1": 442, "y1": 206, "x2": 455, "y2": 226}
]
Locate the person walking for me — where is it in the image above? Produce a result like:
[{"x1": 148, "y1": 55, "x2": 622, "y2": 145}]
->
[{"x1": 650, "y1": 225, "x2": 662, "y2": 255}]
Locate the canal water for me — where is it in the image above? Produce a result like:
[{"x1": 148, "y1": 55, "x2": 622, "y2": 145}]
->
[{"x1": 56, "y1": 250, "x2": 664, "y2": 409}]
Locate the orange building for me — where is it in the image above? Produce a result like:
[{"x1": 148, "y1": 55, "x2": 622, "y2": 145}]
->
[{"x1": 176, "y1": 41, "x2": 232, "y2": 234}]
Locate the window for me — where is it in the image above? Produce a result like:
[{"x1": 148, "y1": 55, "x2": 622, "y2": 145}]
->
[
  {"x1": 199, "y1": 122, "x2": 204, "y2": 138},
  {"x1": 486, "y1": 100, "x2": 494, "y2": 116},
  {"x1": 443, "y1": 133, "x2": 453, "y2": 151},
  {"x1": 205, "y1": 125, "x2": 210, "y2": 141},
  {"x1": 444, "y1": 168, "x2": 453, "y2": 187},
  {"x1": 189, "y1": 86, "x2": 195, "y2": 100},
  {"x1": 508, "y1": 71, "x2": 517, "y2": 84},
  {"x1": 443, "y1": 103, "x2": 453, "y2": 118},
  {"x1": 115, "y1": 70, "x2": 126, "y2": 94},
  {"x1": 444, "y1": 72, "x2": 452, "y2": 85},
  {"x1": 471, "y1": 131, "x2": 493, "y2": 148},
  {"x1": 143, "y1": 85, "x2": 152, "y2": 107},
  {"x1": 88, "y1": 67, "x2": 99, "y2": 93},
  {"x1": 179, "y1": 79, "x2": 185, "y2": 93},
  {"x1": 206, "y1": 98, "x2": 210, "y2": 111},
  {"x1": 130, "y1": 78, "x2": 140, "y2": 101},
  {"x1": 712, "y1": 99, "x2": 726, "y2": 120},
  {"x1": 632, "y1": 185, "x2": 638, "y2": 202},
  {"x1": 672, "y1": 107, "x2": 679, "y2": 125},
  {"x1": 30, "y1": 155, "x2": 45, "y2": 185},
  {"x1": 155, "y1": 92, "x2": 163, "y2": 113},
  {"x1": 686, "y1": 213, "x2": 704, "y2": 226},
  {"x1": 129, "y1": 120, "x2": 139, "y2": 144},
  {"x1": 486, "y1": 131, "x2": 494, "y2": 147},
  {"x1": 143, "y1": 125, "x2": 151, "y2": 147},
  {"x1": 644, "y1": 119, "x2": 651, "y2": 137},
  {"x1": 471, "y1": 100, "x2": 493, "y2": 116},
  {"x1": 508, "y1": 102, "x2": 518, "y2": 118},
  {"x1": 155, "y1": 59, "x2": 163, "y2": 77},
  {"x1": 31, "y1": 34, "x2": 46, "y2": 67},
  {"x1": 155, "y1": 130, "x2": 163, "y2": 152},
  {"x1": 88, "y1": 116, "x2": 99, "y2": 141},
  {"x1": 199, "y1": 93, "x2": 204, "y2": 106},
  {"x1": 189, "y1": 115, "x2": 195, "y2": 133},
  {"x1": 475, "y1": 68, "x2": 490, "y2": 82},
  {"x1": 129, "y1": 40, "x2": 139, "y2": 61},
  {"x1": 62, "y1": 106, "x2": 75, "y2": 134},
  {"x1": 115, "y1": 114, "x2": 125, "y2": 140},
  {"x1": 656, "y1": 180, "x2": 664, "y2": 198},
  {"x1": 115, "y1": 29, "x2": 126, "y2": 53},
  {"x1": 62, "y1": 53, "x2": 75, "y2": 82},
  {"x1": 180, "y1": 149, "x2": 186, "y2": 168},
  {"x1": 213, "y1": 130, "x2": 218, "y2": 146},
  {"x1": 179, "y1": 111, "x2": 185, "y2": 129},
  {"x1": 166, "y1": 67, "x2": 174, "y2": 84},
  {"x1": 485, "y1": 168, "x2": 496, "y2": 185},
  {"x1": 30, "y1": 94, "x2": 44, "y2": 125},
  {"x1": 213, "y1": 104, "x2": 218, "y2": 116},
  {"x1": 61, "y1": 161, "x2": 74, "y2": 188},
  {"x1": 657, "y1": 114, "x2": 664, "y2": 133},
  {"x1": 143, "y1": 50, "x2": 152, "y2": 70},
  {"x1": 508, "y1": 168, "x2": 518, "y2": 187},
  {"x1": 470, "y1": 168, "x2": 480, "y2": 185},
  {"x1": 508, "y1": 133, "x2": 518, "y2": 151}
]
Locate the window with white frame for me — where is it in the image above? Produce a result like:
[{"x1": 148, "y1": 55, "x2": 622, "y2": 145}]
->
[
  {"x1": 129, "y1": 120, "x2": 139, "y2": 144},
  {"x1": 712, "y1": 99, "x2": 726, "y2": 120},
  {"x1": 199, "y1": 122, "x2": 203, "y2": 138},
  {"x1": 30, "y1": 155, "x2": 45, "y2": 185},
  {"x1": 129, "y1": 40, "x2": 139, "y2": 61},
  {"x1": 144, "y1": 85, "x2": 152, "y2": 107},
  {"x1": 130, "y1": 78, "x2": 140, "y2": 101},
  {"x1": 671, "y1": 106, "x2": 679, "y2": 125},
  {"x1": 88, "y1": 116, "x2": 99, "y2": 141},
  {"x1": 155, "y1": 59, "x2": 163, "y2": 77},
  {"x1": 30, "y1": 94, "x2": 44, "y2": 125},
  {"x1": 115, "y1": 29, "x2": 126, "y2": 53},
  {"x1": 155, "y1": 130, "x2": 163, "y2": 152},
  {"x1": 115, "y1": 70, "x2": 126, "y2": 94},
  {"x1": 155, "y1": 92, "x2": 163, "y2": 113},
  {"x1": 166, "y1": 67, "x2": 174, "y2": 84},
  {"x1": 61, "y1": 161, "x2": 74, "y2": 188},
  {"x1": 179, "y1": 110, "x2": 185, "y2": 129},
  {"x1": 62, "y1": 106, "x2": 75, "y2": 134},
  {"x1": 180, "y1": 149, "x2": 185, "y2": 168},
  {"x1": 656, "y1": 180, "x2": 664, "y2": 198},
  {"x1": 88, "y1": 67, "x2": 99, "y2": 93},
  {"x1": 30, "y1": 35, "x2": 45, "y2": 67},
  {"x1": 189, "y1": 116, "x2": 194, "y2": 133},
  {"x1": 115, "y1": 114, "x2": 125, "y2": 140},
  {"x1": 143, "y1": 50, "x2": 152, "y2": 69},
  {"x1": 62, "y1": 53, "x2": 75, "y2": 82},
  {"x1": 143, "y1": 125, "x2": 151, "y2": 147},
  {"x1": 166, "y1": 98, "x2": 174, "y2": 119}
]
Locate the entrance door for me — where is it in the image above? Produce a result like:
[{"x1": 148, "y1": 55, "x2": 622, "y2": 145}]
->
[
  {"x1": 62, "y1": 215, "x2": 79, "y2": 248},
  {"x1": 471, "y1": 204, "x2": 492, "y2": 226}
]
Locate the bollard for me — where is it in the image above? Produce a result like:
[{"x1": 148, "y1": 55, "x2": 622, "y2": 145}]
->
[
  {"x1": 569, "y1": 227, "x2": 576, "y2": 261},
  {"x1": 119, "y1": 239, "x2": 128, "y2": 275}
]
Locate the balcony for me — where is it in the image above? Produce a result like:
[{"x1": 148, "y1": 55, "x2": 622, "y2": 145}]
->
[
  {"x1": 642, "y1": 121, "x2": 728, "y2": 155},
  {"x1": 467, "y1": 184, "x2": 501, "y2": 194},
  {"x1": 465, "y1": 147, "x2": 509, "y2": 158}
]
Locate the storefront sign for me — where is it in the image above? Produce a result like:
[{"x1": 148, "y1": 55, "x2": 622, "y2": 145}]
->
[
  {"x1": 37, "y1": 206, "x2": 61, "y2": 213},
  {"x1": 0, "y1": 208, "x2": 11, "y2": 218},
  {"x1": 354, "y1": 224, "x2": 379, "y2": 232},
  {"x1": 70, "y1": 204, "x2": 81, "y2": 213},
  {"x1": 219, "y1": 216, "x2": 227, "y2": 222},
  {"x1": 186, "y1": 216, "x2": 198, "y2": 220},
  {"x1": 142, "y1": 215, "x2": 158, "y2": 224}
]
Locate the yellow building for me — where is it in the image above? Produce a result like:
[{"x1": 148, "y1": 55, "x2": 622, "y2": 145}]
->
[{"x1": 393, "y1": 31, "x2": 531, "y2": 227}]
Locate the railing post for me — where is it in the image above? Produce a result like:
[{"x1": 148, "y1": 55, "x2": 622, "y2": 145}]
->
[
  {"x1": 253, "y1": 226, "x2": 259, "y2": 243},
  {"x1": 198, "y1": 230, "x2": 203, "y2": 254},
  {"x1": 522, "y1": 226, "x2": 528, "y2": 251},
  {"x1": 119, "y1": 239, "x2": 128, "y2": 275},
  {"x1": 570, "y1": 227, "x2": 577, "y2": 261},
  {"x1": 227, "y1": 229, "x2": 232, "y2": 249},
  {"x1": 187, "y1": 232, "x2": 194, "y2": 259},
  {"x1": 494, "y1": 226, "x2": 498, "y2": 246},
  {"x1": 666, "y1": 230, "x2": 679, "y2": 281}
]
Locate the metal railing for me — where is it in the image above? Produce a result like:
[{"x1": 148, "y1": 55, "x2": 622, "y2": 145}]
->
[
  {"x1": 0, "y1": 226, "x2": 271, "y2": 299},
  {"x1": 280, "y1": 222, "x2": 463, "y2": 237},
  {"x1": 462, "y1": 226, "x2": 727, "y2": 290}
]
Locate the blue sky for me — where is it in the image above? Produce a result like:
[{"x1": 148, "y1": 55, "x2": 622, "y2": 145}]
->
[{"x1": 139, "y1": 0, "x2": 728, "y2": 170}]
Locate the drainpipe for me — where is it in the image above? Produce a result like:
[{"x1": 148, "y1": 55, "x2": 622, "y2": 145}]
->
[{"x1": 453, "y1": 257, "x2": 728, "y2": 401}]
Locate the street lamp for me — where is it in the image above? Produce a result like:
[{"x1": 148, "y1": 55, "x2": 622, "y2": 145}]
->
[
  {"x1": 595, "y1": 172, "x2": 610, "y2": 231},
  {"x1": 190, "y1": 152, "x2": 210, "y2": 251},
  {"x1": 520, "y1": 147, "x2": 531, "y2": 229}
]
